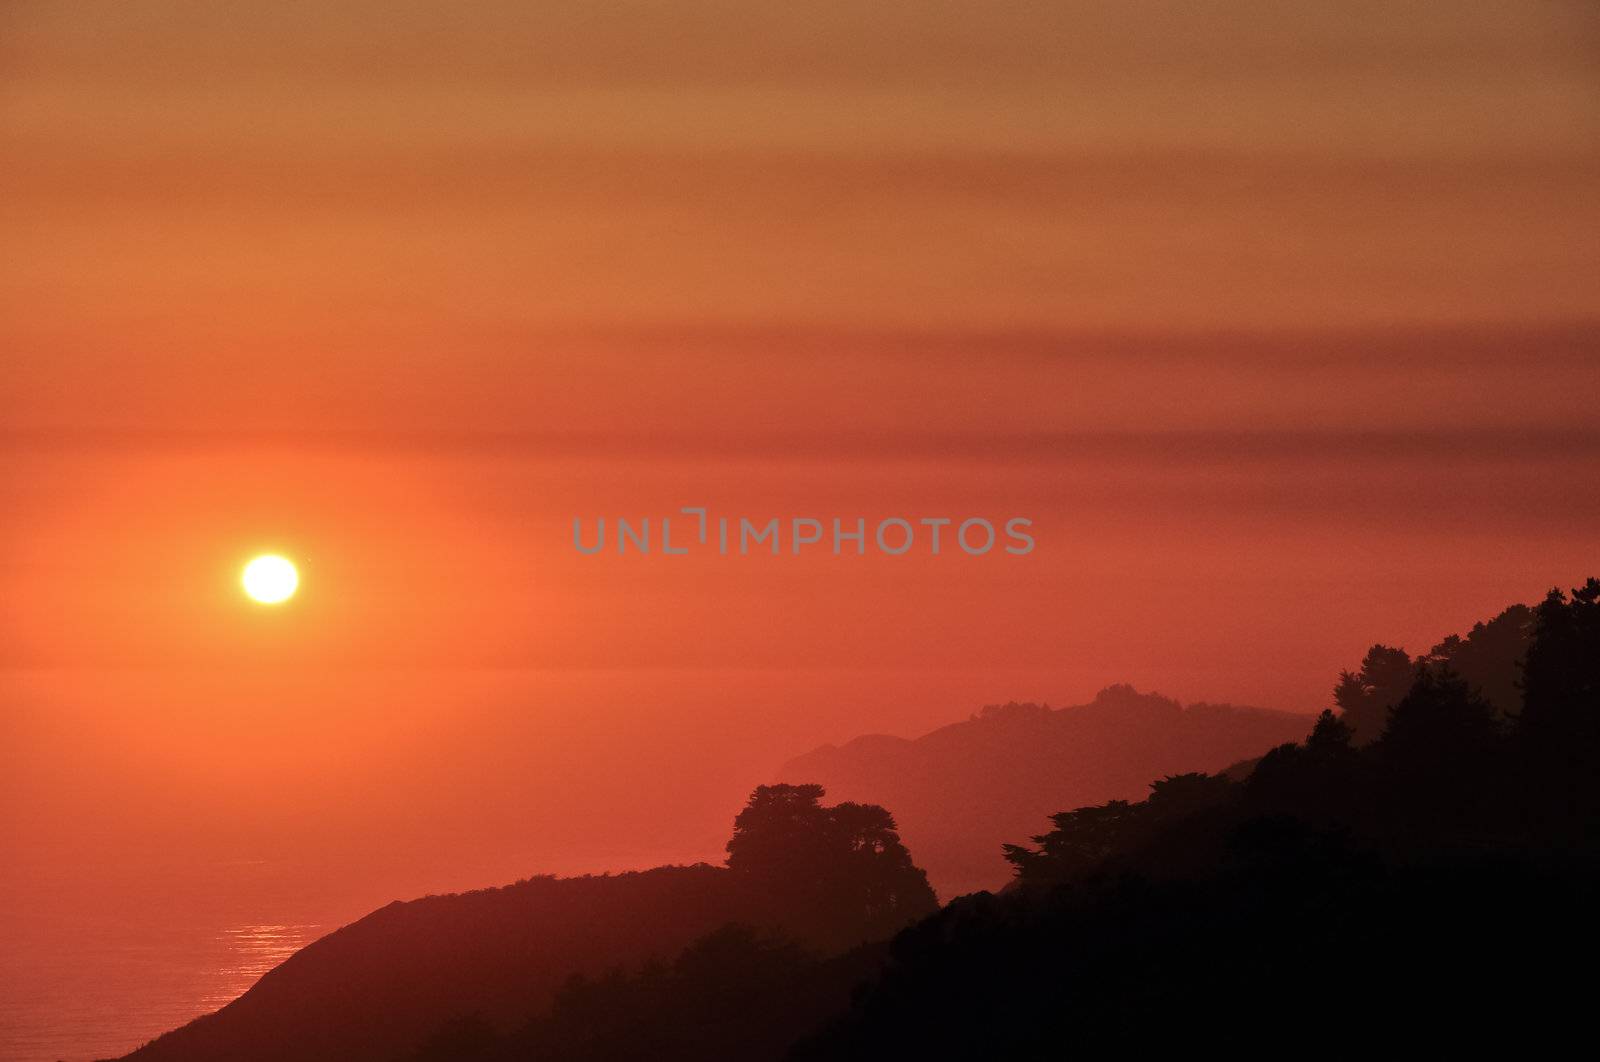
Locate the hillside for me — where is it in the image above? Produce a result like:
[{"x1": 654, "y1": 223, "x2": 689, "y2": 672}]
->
[
  {"x1": 118, "y1": 581, "x2": 1600, "y2": 1061},
  {"x1": 117, "y1": 784, "x2": 936, "y2": 1062},
  {"x1": 781, "y1": 685, "x2": 1313, "y2": 896},
  {"x1": 398, "y1": 579, "x2": 1600, "y2": 1059},
  {"x1": 118, "y1": 865, "x2": 756, "y2": 1062}
]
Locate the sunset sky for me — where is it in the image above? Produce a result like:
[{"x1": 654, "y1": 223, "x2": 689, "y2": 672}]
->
[{"x1": 2, "y1": 4, "x2": 1599, "y2": 1053}]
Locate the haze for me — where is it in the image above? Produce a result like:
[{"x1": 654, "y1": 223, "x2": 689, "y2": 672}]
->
[{"x1": 2, "y1": 3, "x2": 1597, "y2": 1058}]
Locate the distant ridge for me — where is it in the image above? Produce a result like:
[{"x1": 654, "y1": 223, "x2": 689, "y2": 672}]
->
[{"x1": 780, "y1": 684, "x2": 1312, "y2": 897}]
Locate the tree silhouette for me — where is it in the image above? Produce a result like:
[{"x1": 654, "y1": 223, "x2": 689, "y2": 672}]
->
[
  {"x1": 1305, "y1": 707, "x2": 1356, "y2": 756},
  {"x1": 1145, "y1": 771, "x2": 1234, "y2": 818},
  {"x1": 1333, "y1": 644, "x2": 1413, "y2": 742},
  {"x1": 1003, "y1": 773, "x2": 1238, "y2": 886},
  {"x1": 1378, "y1": 667, "x2": 1500, "y2": 761},
  {"x1": 1421, "y1": 604, "x2": 1532, "y2": 717},
  {"x1": 806, "y1": 580, "x2": 1600, "y2": 1058},
  {"x1": 1515, "y1": 580, "x2": 1600, "y2": 840},
  {"x1": 726, "y1": 784, "x2": 936, "y2": 949},
  {"x1": 200, "y1": 577, "x2": 1600, "y2": 1062},
  {"x1": 1002, "y1": 799, "x2": 1139, "y2": 884},
  {"x1": 1243, "y1": 708, "x2": 1364, "y2": 823},
  {"x1": 1520, "y1": 580, "x2": 1600, "y2": 746},
  {"x1": 1376, "y1": 666, "x2": 1503, "y2": 835}
]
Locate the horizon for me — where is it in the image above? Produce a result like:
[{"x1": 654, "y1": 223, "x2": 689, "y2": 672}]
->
[{"x1": 3, "y1": 3, "x2": 1598, "y2": 1060}]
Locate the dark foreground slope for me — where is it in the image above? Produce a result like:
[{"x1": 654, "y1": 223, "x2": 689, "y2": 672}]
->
[
  {"x1": 126, "y1": 580, "x2": 1600, "y2": 1062},
  {"x1": 413, "y1": 579, "x2": 1600, "y2": 1061},
  {"x1": 796, "y1": 581, "x2": 1600, "y2": 1058},
  {"x1": 783, "y1": 685, "x2": 1311, "y2": 895},
  {"x1": 120, "y1": 866, "x2": 755, "y2": 1062},
  {"x1": 119, "y1": 785, "x2": 935, "y2": 1062},
  {"x1": 796, "y1": 846, "x2": 1596, "y2": 1058}
]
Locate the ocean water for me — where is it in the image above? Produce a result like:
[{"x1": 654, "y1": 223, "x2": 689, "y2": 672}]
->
[{"x1": 0, "y1": 861, "x2": 340, "y2": 1062}]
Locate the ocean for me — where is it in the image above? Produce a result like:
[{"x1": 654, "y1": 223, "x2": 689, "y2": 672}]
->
[{"x1": 0, "y1": 860, "x2": 341, "y2": 1062}]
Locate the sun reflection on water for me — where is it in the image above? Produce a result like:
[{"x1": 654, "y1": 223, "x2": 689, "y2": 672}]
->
[{"x1": 198, "y1": 923, "x2": 321, "y2": 1010}]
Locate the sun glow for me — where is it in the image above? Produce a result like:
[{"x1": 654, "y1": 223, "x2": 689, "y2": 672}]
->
[{"x1": 242, "y1": 554, "x2": 299, "y2": 604}]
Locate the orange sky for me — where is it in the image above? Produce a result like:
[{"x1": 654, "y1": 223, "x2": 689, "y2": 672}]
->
[{"x1": 3, "y1": 1, "x2": 1600, "y2": 931}]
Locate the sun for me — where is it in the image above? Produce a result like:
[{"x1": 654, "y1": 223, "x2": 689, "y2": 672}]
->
[{"x1": 242, "y1": 554, "x2": 299, "y2": 604}]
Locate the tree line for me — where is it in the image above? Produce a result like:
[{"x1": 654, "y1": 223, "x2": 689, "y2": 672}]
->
[{"x1": 408, "y1": 579, "x2": 1600, "y2": 1060}]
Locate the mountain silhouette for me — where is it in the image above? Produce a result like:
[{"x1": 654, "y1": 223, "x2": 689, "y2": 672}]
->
[
  {"x1": 114, "y1": 580, "x2": 1600, "y2": 1061},
  {"x1": 781, "y1": 685, "x2": 1311, "y2": 896},
  {"x1": 116, "y1": 786, "x2": 932, "y2": 1062},
  {"x1": 796, "y1": 582, "x2": 1600, "y2": 1058},
  {"x1": 117, "y1": 867, "x2": 754, "y2": 1062}
]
